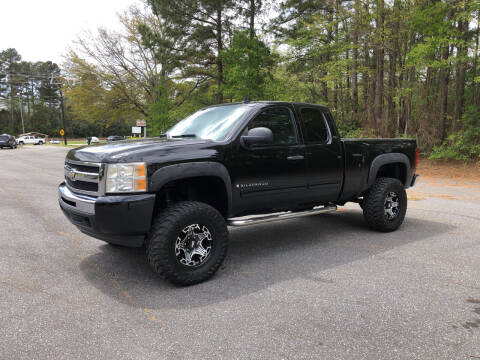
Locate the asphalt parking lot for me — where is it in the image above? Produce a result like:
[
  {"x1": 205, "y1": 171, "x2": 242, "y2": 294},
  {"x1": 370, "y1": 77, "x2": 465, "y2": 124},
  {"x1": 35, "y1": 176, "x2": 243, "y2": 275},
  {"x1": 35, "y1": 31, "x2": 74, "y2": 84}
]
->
[{"x1": 1, "y1": 145, "x2": 479, "y2": 360}]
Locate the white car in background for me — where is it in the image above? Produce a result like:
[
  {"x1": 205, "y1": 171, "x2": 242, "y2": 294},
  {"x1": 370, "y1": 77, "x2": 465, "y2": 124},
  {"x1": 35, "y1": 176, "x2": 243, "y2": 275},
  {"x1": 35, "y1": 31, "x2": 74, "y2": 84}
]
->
[
  {"x1": 49, "y1": 139, "x2": 60, "y2": 144},
  {"x1": 16, "y1": 136, "x2": 45, "y2": 145},
  {"x1": 90, "y1": 137, "x2": 99, "y2": 143}
]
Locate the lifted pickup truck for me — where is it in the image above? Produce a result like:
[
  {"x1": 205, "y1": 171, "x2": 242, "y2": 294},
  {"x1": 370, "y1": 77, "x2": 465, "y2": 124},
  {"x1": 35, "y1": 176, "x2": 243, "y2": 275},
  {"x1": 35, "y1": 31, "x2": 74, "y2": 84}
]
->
[{"x1": 59, "y1": 102, "x2": 418, "y2": 285}]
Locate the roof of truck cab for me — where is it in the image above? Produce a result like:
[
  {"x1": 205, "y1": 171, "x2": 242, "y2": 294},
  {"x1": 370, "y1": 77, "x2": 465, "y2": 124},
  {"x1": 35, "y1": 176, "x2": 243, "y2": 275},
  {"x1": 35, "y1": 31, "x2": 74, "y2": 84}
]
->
[{"x1": 205, "y1": 101, "x2": 330, "y2": 110}]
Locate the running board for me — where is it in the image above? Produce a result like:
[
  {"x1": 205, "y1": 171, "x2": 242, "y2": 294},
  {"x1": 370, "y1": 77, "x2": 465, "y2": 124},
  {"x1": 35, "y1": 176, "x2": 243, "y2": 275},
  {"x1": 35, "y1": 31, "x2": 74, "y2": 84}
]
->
[{"x1": 227, "y1": 204, "x2": 337, "y2": 227}]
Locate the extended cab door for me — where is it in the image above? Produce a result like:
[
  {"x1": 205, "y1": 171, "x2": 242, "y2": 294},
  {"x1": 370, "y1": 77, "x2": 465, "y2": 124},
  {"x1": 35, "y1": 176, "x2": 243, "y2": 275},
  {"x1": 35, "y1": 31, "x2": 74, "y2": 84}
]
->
[
  {"x1": 297, "y1": 106, "x2": 343, "y2": 203},
  {"x1": 229, "y1": 106, "x2": 309, "y2": 214}
]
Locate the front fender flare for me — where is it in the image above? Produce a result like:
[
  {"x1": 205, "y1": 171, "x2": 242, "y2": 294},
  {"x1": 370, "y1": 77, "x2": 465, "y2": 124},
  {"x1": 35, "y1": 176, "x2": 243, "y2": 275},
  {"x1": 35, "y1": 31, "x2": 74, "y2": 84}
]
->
[{"x1": 149, "y1": 161, "x2": 232, "y2": 213}]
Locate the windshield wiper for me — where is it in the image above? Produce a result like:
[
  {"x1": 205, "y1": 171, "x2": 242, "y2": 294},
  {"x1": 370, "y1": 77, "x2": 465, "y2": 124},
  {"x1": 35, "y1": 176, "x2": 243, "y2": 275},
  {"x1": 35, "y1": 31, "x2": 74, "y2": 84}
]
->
[{"x1": 171, "y1": 134, "x2": 197, "y2": 138}]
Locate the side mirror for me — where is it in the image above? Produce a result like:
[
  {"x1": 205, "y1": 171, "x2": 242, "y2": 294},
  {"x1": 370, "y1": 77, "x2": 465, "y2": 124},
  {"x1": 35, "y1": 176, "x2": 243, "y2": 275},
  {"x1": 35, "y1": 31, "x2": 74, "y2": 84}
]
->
[{"x1": 241, "y1": 127, "x2": 274, "y2": 148}]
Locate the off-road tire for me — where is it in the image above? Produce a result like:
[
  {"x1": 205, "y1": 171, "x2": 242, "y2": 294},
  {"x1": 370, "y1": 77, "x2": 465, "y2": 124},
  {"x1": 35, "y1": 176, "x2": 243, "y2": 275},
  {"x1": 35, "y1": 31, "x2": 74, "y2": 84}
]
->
[
  {"x1": 362, "y1": 177, "x2": 407, "y2": 232},
  {"x1": 146, "y1": 201, "x2": 228, "y2": 285}
]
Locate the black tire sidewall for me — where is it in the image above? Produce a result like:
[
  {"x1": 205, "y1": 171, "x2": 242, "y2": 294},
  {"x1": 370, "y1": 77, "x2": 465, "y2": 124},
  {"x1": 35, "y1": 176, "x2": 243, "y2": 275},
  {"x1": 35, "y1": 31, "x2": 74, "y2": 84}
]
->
[
  {"x1": 363, "y1": 178, "x2": 407, "y2": 232},
  {"x1": 165, "y1": 207, "x2": 226, "y2": 276},
  {"x1": 147, "y1": 201, "x2": 228, "y2": 285}
]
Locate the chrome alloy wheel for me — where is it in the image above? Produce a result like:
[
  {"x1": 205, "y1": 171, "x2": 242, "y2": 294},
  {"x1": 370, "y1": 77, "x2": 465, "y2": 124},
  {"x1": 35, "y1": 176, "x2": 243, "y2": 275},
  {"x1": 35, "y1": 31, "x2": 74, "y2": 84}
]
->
[
  {"x1": 384, "y1": 191, "x2": 400, "y2": 220},
  {"x1": 175, "y1": 224, "x2": 213, "y2": 267}
]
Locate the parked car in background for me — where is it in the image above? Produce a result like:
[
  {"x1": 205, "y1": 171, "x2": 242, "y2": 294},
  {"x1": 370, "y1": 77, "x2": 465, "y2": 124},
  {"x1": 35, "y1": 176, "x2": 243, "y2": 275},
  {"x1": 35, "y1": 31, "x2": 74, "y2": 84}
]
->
[
  {"x1": 49, "y1": 139, "x2": 60, "y2": 144},
  {"x1": 0, "y1": 134, "x2": 17, "y2": 149},
  {"x1": 86, "y1": 137, "x2": 100, "y2": 145},
  {"x1": 17, "y1": 135, "x2": 45, "y2": 145},
  {"x1": 107, "y1": 135, "x2": 124, "y2": 142}
]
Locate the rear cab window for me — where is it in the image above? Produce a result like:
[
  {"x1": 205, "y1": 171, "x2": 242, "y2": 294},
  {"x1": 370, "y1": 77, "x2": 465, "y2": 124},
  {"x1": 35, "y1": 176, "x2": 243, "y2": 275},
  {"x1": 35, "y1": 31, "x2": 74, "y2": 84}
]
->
[{"x1": 299, "y1": 107, "x2": 331, "y2": 144}]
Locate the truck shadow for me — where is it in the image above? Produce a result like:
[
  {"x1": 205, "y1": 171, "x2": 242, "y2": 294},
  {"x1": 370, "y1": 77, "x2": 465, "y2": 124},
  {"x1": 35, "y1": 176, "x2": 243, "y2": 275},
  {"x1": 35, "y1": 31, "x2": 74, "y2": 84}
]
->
[{"x1": 79, "y1": 209, "x2": 452, "y2": 310}]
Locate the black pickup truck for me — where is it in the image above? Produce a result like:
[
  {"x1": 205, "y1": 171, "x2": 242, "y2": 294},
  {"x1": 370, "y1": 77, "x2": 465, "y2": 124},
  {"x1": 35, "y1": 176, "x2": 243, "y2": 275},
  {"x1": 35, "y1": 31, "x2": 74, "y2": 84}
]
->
[{"x1": 59, "y1": 102, "x2": 418, "y2": 285}]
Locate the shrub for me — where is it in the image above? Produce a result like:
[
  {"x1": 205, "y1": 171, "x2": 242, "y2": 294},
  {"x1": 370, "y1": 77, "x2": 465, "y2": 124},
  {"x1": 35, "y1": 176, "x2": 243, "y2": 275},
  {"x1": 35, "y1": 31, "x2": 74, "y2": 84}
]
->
[{"x1": 430, "y1": 106, "x2": 480, "y2": 162}]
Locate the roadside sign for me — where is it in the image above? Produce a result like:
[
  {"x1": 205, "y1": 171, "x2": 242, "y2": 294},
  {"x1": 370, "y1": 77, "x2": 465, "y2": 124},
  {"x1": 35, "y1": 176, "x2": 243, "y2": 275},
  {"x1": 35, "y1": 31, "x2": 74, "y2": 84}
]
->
[
  {"x1": 132, "y1": 126, "x2": 142, "y2": 134},
  {"x1": 136, "y1": 120, "x2": 146, "y2": 127},
  {"x1": 59, "y1": 129, "x2": 65, "y2": 136}
]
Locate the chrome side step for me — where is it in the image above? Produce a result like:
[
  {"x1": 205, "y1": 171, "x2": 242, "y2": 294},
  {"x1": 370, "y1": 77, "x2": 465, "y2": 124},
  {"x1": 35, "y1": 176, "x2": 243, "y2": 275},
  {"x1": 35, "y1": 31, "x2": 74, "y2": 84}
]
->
[{"x1": 227, "y1": 204, "x2": 337, "y2": 227}]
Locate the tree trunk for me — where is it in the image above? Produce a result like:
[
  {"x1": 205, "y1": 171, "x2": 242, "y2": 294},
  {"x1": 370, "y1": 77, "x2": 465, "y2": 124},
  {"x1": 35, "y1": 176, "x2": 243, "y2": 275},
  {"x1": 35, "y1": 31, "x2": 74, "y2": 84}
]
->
[
  {"x1": 438, "y1": 45, "x2": 450, "y2": 143},
  {"x1": 373, "y1": 0, "x2": 384, "y2": 134},
  {"x1": 387, "y1": 51, "x2": 396, "y2": 137},
  {"x1": 363, "y1": 40, "x2": 372, "y2": 128},
  {"x1": 453, "y1": 18, "x2": 468, "y2": 131},
  {"x1": 216, "y1": 8, "x2": 224, "y2": 103},
  {"x1": 473, "y1": 11, "x2": 480, "y2": 105},
  {"x1": 249, "y1": 0, "x2": 255, "y2": 39},
  {"x1": 351, "y1": 0, "x2": 360, "y2": 120}
]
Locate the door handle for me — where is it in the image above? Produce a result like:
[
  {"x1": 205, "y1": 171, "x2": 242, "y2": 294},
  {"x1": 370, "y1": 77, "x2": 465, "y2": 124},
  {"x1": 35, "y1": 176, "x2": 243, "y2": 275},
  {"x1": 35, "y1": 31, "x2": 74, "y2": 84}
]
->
[{"x1": 286, "y1": 155, "x2": 305, "y2": 161}]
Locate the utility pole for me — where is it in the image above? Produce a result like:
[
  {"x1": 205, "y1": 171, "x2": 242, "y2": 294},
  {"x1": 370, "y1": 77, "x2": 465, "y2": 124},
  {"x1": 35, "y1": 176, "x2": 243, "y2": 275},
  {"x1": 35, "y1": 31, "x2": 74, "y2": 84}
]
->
[
  {"x1": 59, "y1": 89, "x2": 67, "y2": 145},
  {"x1": 19, "y1": 97, "x2": 25, "y2": 133},
  {"x1": 8, "y1": 72, "x2": 14, "y2": 131}
]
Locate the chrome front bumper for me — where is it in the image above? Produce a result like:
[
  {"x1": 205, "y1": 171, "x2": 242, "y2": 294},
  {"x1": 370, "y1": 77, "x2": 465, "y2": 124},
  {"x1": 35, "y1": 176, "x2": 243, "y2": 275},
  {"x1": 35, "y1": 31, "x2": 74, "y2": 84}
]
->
[
  {"x1": 58, "y1": 182, "x2": 156, "y2": 247},
  {"x1": 58, "y1": 183, "x2": 95, "y2": 214}
]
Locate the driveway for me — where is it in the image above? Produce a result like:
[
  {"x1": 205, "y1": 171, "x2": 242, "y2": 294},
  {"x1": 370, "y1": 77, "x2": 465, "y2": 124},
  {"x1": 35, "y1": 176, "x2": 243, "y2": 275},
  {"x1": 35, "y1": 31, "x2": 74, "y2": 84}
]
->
[{"x1": 1, "y1": 146, "x2": 479, "y2": 359}]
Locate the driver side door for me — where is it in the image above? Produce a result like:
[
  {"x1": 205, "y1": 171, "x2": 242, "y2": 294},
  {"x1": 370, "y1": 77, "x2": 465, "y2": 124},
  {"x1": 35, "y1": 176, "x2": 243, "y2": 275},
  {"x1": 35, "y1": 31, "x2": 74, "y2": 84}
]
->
[{"x1": 229, "y1": 106, "x2": 309, "y2": 215}]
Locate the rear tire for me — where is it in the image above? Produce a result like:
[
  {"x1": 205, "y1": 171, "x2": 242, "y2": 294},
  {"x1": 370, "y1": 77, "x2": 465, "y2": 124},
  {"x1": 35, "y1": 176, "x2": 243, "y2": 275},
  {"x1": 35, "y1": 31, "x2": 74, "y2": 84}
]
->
[
  {"x1": 146, "y1": 201, "x2": 228, "y2": 285},
  {"x1": 362, "y1": 177, "x2": 407, "y2": 232}
]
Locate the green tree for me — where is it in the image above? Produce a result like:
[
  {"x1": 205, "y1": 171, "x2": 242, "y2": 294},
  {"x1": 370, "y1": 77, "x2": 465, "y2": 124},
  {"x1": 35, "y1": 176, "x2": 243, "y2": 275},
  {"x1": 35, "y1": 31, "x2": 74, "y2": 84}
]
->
[
  {"x1": 144, "y1": 0, "x2": 234, "y2": 102},
  {"x1": 221, "y1": 30, "x2": 274, "y2": 101}
]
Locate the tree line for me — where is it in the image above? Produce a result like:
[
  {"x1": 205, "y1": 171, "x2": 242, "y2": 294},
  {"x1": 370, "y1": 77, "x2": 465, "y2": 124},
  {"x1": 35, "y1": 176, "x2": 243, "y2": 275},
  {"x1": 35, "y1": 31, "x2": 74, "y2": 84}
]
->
[{"x1": 1, "y1": 0, "x2": 479, "y2": 160}]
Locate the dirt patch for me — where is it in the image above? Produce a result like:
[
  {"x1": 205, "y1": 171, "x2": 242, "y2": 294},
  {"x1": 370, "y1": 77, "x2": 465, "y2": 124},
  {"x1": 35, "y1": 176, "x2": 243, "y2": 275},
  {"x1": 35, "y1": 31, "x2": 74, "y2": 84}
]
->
[
  {"x1": 407, "y1": 190, "x2": 457, "y2": 201},
  {"x1": 408, "y1": 195, "x2": 427, "y2": 201},
  {"x1": 418, "y1": 159, "x2": 480, "y2": 183}
]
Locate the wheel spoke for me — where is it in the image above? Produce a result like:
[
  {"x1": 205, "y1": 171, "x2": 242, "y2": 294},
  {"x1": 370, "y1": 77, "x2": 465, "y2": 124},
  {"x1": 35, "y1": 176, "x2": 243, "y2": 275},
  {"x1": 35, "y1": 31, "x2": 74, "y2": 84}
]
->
[
  {"x1": 184, "y1": 250, "x2": 193, "y2": 264},
  {"x1": 195, "y1": 232, "x2": 209, "y2": 242},
  {"x1": 192, "y1": 245, "x2": 208, "y2": 258}
]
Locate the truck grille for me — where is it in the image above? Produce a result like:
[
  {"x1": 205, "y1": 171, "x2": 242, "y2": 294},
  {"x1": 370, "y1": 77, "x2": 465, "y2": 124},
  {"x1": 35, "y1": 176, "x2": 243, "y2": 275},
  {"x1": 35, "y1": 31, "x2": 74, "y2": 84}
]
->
[{"x1": 64, "y1": 160, "x2": 105, "y2": 196}]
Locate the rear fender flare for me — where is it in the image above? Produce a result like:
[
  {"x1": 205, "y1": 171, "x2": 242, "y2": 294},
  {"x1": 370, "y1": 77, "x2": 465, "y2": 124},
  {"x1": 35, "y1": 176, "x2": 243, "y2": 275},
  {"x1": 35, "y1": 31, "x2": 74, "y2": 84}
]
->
[
  {"x1": 149, "y1": 162, "x2": 232, "y2": 213},
  {"x1": 367, "y1": 153, "x2": 411, "y2": 187}
]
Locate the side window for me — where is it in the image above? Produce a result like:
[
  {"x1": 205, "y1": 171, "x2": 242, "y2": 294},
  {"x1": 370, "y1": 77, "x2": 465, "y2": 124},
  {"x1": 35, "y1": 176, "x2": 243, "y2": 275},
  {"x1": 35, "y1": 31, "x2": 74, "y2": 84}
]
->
[
  {"x1": 248, "y1": 107, "x2": 298, "y2": 146},
  {"x1": 300, "y1": 108, "x2": 330, "y2": 144}
]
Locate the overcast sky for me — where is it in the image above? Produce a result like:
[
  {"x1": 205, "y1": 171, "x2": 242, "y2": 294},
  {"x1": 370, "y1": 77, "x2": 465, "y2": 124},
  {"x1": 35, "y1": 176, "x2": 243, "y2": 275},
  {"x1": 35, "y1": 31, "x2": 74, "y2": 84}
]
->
[{"x1": 1, "y1": 0, "x2": 143, "y2": 64}]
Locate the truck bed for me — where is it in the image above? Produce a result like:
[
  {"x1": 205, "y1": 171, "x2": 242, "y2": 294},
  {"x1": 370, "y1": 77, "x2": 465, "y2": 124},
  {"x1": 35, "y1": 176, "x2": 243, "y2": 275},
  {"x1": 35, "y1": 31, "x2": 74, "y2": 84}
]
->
[{"x1": 339, "y1": 138, "x2": 417, "y2": 203}]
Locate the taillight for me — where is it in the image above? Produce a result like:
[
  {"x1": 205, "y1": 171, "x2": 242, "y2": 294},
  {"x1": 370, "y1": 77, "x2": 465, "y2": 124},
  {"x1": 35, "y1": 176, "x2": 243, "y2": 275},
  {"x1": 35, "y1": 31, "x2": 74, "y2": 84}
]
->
[{"x1": 414, "y1": 148, "x2": 419, "y2": 169}]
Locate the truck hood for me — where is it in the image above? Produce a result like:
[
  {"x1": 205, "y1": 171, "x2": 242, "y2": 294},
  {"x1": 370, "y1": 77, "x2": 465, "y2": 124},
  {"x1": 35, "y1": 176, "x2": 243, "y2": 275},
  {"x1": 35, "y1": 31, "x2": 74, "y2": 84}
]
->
[{"x1": 66, "y1": 138, "x2": 220, "y2": 164}]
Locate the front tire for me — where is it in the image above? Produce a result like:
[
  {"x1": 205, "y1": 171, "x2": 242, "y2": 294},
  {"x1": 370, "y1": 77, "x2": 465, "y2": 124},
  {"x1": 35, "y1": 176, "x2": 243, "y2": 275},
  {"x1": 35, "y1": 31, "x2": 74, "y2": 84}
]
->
[
  {"x1": 146, "y1": 201, "x2": 228, "y2": 285},
  {"x1": 362, "y1": 177, "x2": 407, "y2": 232}
]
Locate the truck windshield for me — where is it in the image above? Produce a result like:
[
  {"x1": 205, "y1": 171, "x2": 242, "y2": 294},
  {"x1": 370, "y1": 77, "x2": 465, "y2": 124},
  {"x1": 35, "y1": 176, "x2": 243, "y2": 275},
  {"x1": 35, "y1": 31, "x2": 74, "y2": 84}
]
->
[{"x1": 166, "y1": 104, "x2": 251, "y2": 141}]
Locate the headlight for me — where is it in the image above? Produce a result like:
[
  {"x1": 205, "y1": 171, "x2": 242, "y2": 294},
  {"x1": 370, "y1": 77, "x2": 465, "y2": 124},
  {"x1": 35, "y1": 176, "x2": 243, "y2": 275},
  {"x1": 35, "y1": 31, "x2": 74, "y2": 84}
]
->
[{"x1": 106, "y1": 163, "x2": 147, "y2": 193}]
